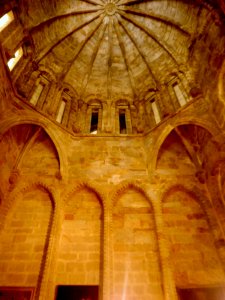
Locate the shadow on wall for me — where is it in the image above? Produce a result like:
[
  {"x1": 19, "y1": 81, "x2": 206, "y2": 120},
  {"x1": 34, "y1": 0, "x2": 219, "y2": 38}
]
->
[{"x1": 0, "y1": 123, "x2": 60, "y2": 192}]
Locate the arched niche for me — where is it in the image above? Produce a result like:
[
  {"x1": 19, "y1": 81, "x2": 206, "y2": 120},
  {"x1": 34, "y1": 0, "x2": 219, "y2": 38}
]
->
[
  {"x1": 56, "y1": 186, "x2": 103, "y2": 286},
  {"x1": 112, "y1": 187, "x2": 163, "y2": 300},
  {"x1": 156, "y1": 124, "x2": 212, "y2": 176},
  {"x1": 0, "y1": 123, "x2": 60, "y2": 190},
  {"x1": 162, "y1": 186, "x2": 225, "y2": 288},
  {"x1": 0, "y1": 185, "x2": 54, "y2": 287}
]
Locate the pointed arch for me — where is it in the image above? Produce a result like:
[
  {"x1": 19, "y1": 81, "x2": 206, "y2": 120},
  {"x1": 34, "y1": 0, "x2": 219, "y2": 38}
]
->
[
  {"x1": 0, "y1": 180, "x2": 59, "y2": 299},
  {"x1": 149, "y1": 119, "x2": 219, "y2": 173},
  {"x1": 111, "y1": 180, "x2": 163, "y2": 299},
  {"x1": 0, "y1": 118, "x2": 67, "y2": 179},
  {"x1": 63, "y1": 180, "x2": 106, "y2": 209},
  {"x1": 111, "y1": 180, "x2": 154, "y2": 208},
  {"x1": 161, "y1": 183, "x2": 225, "y2": 286}
]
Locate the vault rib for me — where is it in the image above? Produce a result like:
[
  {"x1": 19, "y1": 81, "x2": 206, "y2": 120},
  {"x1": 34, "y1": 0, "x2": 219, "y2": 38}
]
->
[
  {"x1": 116, "y1": 0, "x2": 152, "y2": 6},
  {"x1": 107, "y1": 18, "x2": 113, "y2": 101},
  {"x1": 119, "y1": 11, "x2": 179, "y2": 65},
  {"x1": 80, "y1": 22, "x2": 107, "y2": 97},
  {"x1": 80, "y1": 0, "x2": 104, "y2": 6},
  {"x1": 113, "y1": 17, "x2": 137, "y2": 98},
  {"x1": 174, "y1": 127, "x2": 202, "y2": 170},
  {"x1": 117, "y1": 15, "x2": 158, "y2": 89},
  {"x1": 119, "y1": 7, "x2": 191, "y2": 37},
  {"x1": 30, "y1": 9, "x2": 103, "y2": 33},
  {"x1": 36, "y1": 12, "x2": 102, "y2": 63},
  {"x1": 62, "y1": 16, "x2": 105, "y2": 82}
]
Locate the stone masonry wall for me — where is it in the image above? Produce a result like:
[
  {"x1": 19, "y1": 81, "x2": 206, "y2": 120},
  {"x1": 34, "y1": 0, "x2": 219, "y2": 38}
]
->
[
  {"x1": 0, "y1": 187, "x2": 52, "y2": 287},
  {"x1": 56, "y1": 188, "x2": 102, "y2": 286},
  {"x1": 113, "y1": 189, "x2": 163, "y2": 300},
  {"x1": 163, "y1": 189, "x2": 225, "y2": 288}
]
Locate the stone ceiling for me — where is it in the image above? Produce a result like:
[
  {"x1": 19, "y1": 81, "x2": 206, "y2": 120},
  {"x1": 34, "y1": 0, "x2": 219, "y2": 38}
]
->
[{"x1": 17, "y1": 0, "x2": 211, "y2": 104}]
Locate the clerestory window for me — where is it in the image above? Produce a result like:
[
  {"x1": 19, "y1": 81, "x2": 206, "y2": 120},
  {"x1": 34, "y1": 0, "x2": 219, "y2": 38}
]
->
[
  {"x1": 150, "y1": 98, "x2": 161, "y2": 124},
  {"x1": 29, "y1": 75, "x2": 50, "y2": 108},
  {"x1": 0, "y1": 11, "x2": 14, "y2": 32},
  {"x1": 30, "y1": 82, "x2": 45, "y2": 106},
  {"x1": 172, "y1": 81, "x2": 187, "y2": 107},
  {"x1": 119, "y1": 109, "x2": 127, "y2": 134},
  {"x1": 7, "y1": 47, "x2": 23, "y2": 71},
  {"x1": 56, "y1": 100, "x2": 66, "y2": 123},
  {"x1": 90, "y1": 108, "x2": 99, "y2": 134}
]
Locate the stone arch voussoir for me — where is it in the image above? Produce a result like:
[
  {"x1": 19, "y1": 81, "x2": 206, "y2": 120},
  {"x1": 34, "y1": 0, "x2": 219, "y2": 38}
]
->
[
  {"x1": 111, "y1": 180, "x2": 155, "y2": 211},
  {"x1": 63, "y1": 180, "x2": 106, "y2": 211}
]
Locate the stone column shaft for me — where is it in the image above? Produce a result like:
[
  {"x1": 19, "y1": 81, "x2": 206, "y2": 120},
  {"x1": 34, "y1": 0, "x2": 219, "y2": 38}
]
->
[{"x1": 154, "y1": 204, "x2": 178, "y2": 300}]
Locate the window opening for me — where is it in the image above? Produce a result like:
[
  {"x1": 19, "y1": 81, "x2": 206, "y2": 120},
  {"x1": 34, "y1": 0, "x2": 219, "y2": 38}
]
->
[
  {"x1": 90, "y1": 109, "x2": 99, "y2": 134},
  {"x1": 150, "y1": 98, "x2": 161, "y2": 124},
  {"x1": 177, "y1": 287, "x2": 225, "y2": 300},
  {"x1": 0, "y1": 11, "x2": 14, "y2": 32},
  {"x1": 172, "y1": 82, "x2": 187, "y2": 107},
  {"x1": 7, "y1": 47, "x2": 23, "y2": 71},
  {"x1": 119, "y1": 109, "x2": 127, "y2": 134},
  {"x1": 30, "y1": 82, "x2": 45, "y2": 106},
  {"x1": 0, "y1": 287, "x2": 34, "y2": 300},
  {"x1": 56, "y1": 100, "x2": 66, "y2": 123},
  {"x1": 56, "y1": 285, "x2": 99, "y2": 300}
]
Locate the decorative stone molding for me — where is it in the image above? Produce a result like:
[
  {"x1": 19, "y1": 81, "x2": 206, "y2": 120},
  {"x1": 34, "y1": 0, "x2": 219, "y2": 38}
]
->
[
  {"x1": 63, "y1": 180, "x2": 106, "y2": 208},
  {"x1": 110, "y1": 180, "x2": 151, "y2": 207}
]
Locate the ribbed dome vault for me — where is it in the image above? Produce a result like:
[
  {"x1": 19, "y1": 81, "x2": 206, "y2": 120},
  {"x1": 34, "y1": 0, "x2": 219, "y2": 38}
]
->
[{"x1": 19, "y1": 0, "x2": 204, "y2": 103}]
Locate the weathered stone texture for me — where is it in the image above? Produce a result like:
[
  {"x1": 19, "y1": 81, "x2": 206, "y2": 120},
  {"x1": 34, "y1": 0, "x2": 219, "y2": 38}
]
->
[
  {"x1": 0, "y1": 1, "x2": 225, "y2": 300},
  {"x1": 113, "y1": 189, "x2": 163, "y2": 300},
  {"x1": 56, "y1": 188, "x2": 101, "y2": 285},
  {"x1": 0, "y1": 188, "x2": 52, "y2": 286}
]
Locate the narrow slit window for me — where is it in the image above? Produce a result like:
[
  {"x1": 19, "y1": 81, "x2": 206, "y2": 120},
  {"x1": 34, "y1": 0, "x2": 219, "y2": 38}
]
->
[
  {"x1": 30, "y1": 83, "x2": 45, "y2": 106},
  {"x1": 7, "y1": 47, "x2": 23, "y2": 71},
  {"x1": 151, "y1": 99, "x2": 161, "y2": 124},
  {"x1": 90, "y1": 109, "x2": 99, "y2": 134},
  {"x1": 119, "y1": 109, "x2": 127, "y2": 134},
  {"x1": 172, "y1": 82, "x2": 187, "y2": 107},
  {"x1": 56, "y1": 100, "x2": 66, "y2": 123},
  {"x1": 0, "y1": 11, "x2": 14, "y2": 32}
]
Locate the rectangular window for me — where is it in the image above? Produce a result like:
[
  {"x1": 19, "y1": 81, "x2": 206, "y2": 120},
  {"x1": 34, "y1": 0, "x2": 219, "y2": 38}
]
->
[
  {"x1": 177, "y1": 287, "x2": 225, "y2": 300},
  {"x1": 7, "y1": 47, "x2": 23, "y2": 71},
  {"x1": 30, "y1": 83, "x2": 45, "y2": 106},
  {"x1": 0, "y1": 11, "x2": 14, "y2": 32},
  {"x1": 119, "y1": 109, "x2": 127, "y2": 134},
  {"x1": 90, "y1": 109, "x2": 99, "y2": 134},
  {"x1": 56, "y1": 100, "x2": 66, "y2": 123},
  {"x1": 151, "y1": 99, "x2": 161, "y2": 124},
  {"x1": 172, "y1": 82, "x2": 187, "y2": 107},
  {"x1": 56, "y1": 285, "x2": 99, "y2": 300},
  {"x1": 0, "y1": 287, "x2": 34, "y2": 300}
]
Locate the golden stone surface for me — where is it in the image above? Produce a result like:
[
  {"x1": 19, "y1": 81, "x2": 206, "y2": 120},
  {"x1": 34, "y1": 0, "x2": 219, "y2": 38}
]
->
[
  {"x1": 104, "y1": 3, "x2": 117, "y2": 15},
  {"x1": 0, "y1": 1, "x2": 225, "y2": 300}
]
